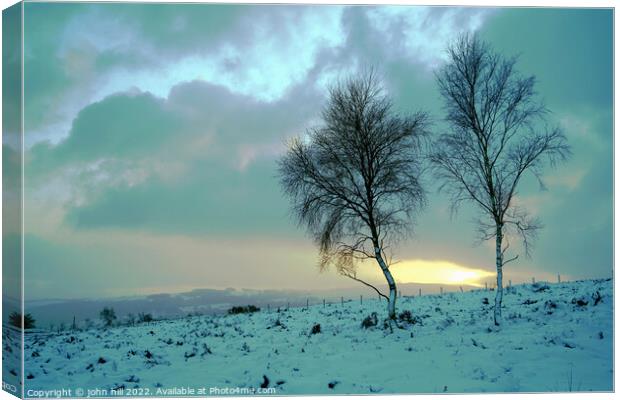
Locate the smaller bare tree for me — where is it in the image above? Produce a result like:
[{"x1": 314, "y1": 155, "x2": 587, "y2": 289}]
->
[
  {"x1": 431, "y1": 34, "x2": 570, "y2": 326},
  {"x1": 278, "y1": 71, "x2": 429, "y2": 320},
  {"x1": 99, "y1": 307, "x2": 117, "y2": 327}
]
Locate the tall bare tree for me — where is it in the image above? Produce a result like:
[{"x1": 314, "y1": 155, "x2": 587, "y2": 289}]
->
[
  {"x1": 278, "y1": 71, "x2": 429, "y2": 320},
  {"x1": 431, "y1": 34, "x2": 570, "y2": 325}
]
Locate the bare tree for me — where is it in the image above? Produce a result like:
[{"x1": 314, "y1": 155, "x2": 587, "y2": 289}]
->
[
  {"x1": 99, "y1": 307, "x2": 117, "y2": 327},
  {"x1": 431, "y1": 34, "x2": 570, "y2": 325},
  {"x1": 278, "y1": 71, "x2": 429, "y2": 320}
]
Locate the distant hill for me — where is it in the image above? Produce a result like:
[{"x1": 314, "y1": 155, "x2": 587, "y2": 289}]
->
[{"x1": 16, "y1": 281, "x2": 481, "y2": 327}]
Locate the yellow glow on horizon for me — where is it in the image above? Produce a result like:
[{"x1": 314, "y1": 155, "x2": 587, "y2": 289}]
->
[{"x1": 389, "y1": 259, "x2": 495, "y2": 287}]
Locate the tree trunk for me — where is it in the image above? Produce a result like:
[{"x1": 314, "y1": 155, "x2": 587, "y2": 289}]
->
[
  {"x1": 494, "y1": 223, "x2": 504, "y2": 326},
  {"x1": 374, "y1": 246, "x2": 397, "y2": 320}
]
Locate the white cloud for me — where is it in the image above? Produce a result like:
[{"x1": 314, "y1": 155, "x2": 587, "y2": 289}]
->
[
  {"x1": 58, "y1": 9, "x2": 144, "y2": 58},
  {"x1": 366, "y1": 7, "x2": 491, "y2": 69},
  {"x1": 237, "y1": 142, "x2": 285, "y2": 172},
  {"x1": 28, "y1": 6, "x2": 346, "y2": 147},
  {"x1": 113, "y1": 7, "x2": 345, "y2": 101},
  {"x1": 545, "y1": 168, "x2": 588, "y2": 191},
  {"x1": 558, "y1": 113, "x2": 607, "y2": 152}
]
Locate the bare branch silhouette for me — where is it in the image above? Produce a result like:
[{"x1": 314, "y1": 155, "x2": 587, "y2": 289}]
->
[
  {"x1": 430, "y1": 34, "x2": 570, "y2": 326},
  {"x1": 278, "y1": 70, "x2": 429, "y2": 320}
]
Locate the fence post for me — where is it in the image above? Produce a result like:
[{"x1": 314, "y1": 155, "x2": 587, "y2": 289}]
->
[
  {"x1": 459, "y1": 286, "x2": 463, "y2": 293},
  {"x1": 306, "y1": 298, "x2": 309, "y2": 310},
  {"x1": 557, "y1": 274, "x2": 561, "y2": 283},
  {"x1": 323, "y1": 299, "x2": 325, "y2": 308},
  {"x1": 267, "y1": 304, "x2": 270, "y2": 313},
  {"x1": 532, "y1": 277, "x2": 535, "y2": 284},
  {"x1": 360, "y1": 295, "x2": 363, "y2": 305},
  {"x1": 440, "y1": 287, "x2": 443, "y2": 295},
  {"x1": 341, "y1": 296, "x2": 344, "y2": 306},
  {"x1": 418, "y1": 288, "x2": 422, "y2": 297},
  {"x1": 485, "y1": 282, "x2": 488, "y2": 291},
  {"x1": 509, "y1": 280, "x2": 512, "y2": 288}
]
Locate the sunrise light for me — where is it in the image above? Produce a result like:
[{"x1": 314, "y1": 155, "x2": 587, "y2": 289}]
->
[{"x1": 389, "y1": 259, "x2": 495, "y2": 287}]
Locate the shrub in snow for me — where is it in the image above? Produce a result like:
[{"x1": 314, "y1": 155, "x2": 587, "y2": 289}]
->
[
  {"x1": 64, "y1": 336, "x2": 78, "y2": 344},
  {"x1": 99, "y1": 307, "x2": 117, "y2": 327},
  {"x1": 572, "y1": 297, "x2": 588, "y2": 307},
  {"x1": 228, "y1": 305, "x2": 260, "y2": 315},
  {"x1": 507, "y1": 312, "x2": 522, "y2": 320},
  {"x1": 544, "y1": 300, "x2": 558, "y2": 313},
  {"x1": 437, "y1": 317, "x2": 455, "y2": 331},
  {"x1": 184, "y1": 349, "x2": 196, "y2": 360},
  {"x1": 270, "y1": 318, "x2": 286, "y2": 329},
  {"x1": 137, "y1": 312, "x2": 154, "y2": 323},
  {"x1": 361, "y1": 312, "x2": 379, "y2": 329},
  {"x1": 201, "y1": 343, "x2": 212, "y2": 356},
  {"x1": 563, "y1": 340, "x2": 576, "y2": 349},
  {"x1": 592, "y1": 291, "x2": 603, "y2": 306},
  {"x1": 9, "y1": 312, "x2": 36, "y2": 329},
  {"x1": 532, "y1": 282, "x2": 550, "y2": 292},
  {"x1": 328, "y1": 381, "x2": 339, "y2": 389},
  {"x1": 310, "y1": 323, "x2": 321, "y2": 335},
  {"x1": 397, "y1": 310, "x2": 423, "y2": 325},
  {"x1": 398, "y1": 310, "x2": 412, "y2": 322}
]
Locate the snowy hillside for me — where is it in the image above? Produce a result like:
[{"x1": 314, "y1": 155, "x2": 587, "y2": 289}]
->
[{"x1": 20, "y1": 279, "x2": 612, "y2": 395}]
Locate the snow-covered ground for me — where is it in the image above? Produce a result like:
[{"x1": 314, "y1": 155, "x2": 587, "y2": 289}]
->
[{"x1": 21, "y1": 279, "x2": 613, "y2": 395}]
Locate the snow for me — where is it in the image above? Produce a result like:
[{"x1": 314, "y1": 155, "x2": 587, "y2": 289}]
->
[
  {"x1": 19, "y1": 279, "x2": 613, "y2": 395},
  {"x1": 2, "y1": 325, "x2": 22, "y2": 396}
]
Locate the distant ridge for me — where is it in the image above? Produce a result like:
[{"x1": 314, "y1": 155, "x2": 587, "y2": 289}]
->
[{"x1": 15, "y1": 281, "x2": 484, "y2": 326}]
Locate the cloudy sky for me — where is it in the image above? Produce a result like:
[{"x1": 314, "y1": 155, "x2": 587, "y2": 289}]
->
[{"x1": 8, "y1": 4, "x2": 612, "y2": 300}]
